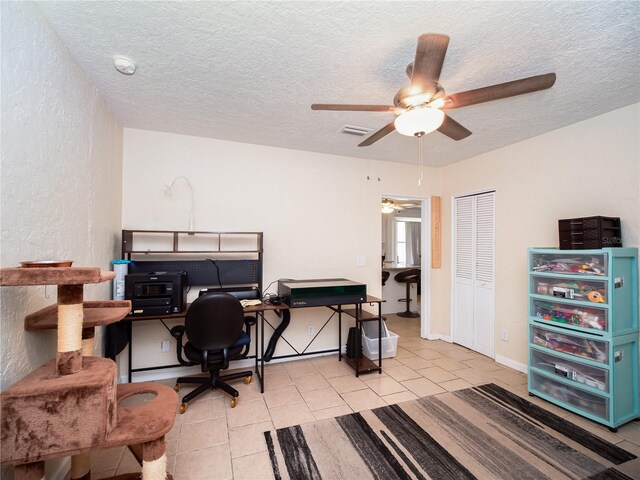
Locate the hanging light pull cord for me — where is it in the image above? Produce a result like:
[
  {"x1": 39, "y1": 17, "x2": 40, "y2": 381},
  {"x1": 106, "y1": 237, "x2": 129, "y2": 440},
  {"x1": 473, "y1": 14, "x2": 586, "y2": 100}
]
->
[{"x1": 417, "y1": 133, "x2": 425, "y2": 186}]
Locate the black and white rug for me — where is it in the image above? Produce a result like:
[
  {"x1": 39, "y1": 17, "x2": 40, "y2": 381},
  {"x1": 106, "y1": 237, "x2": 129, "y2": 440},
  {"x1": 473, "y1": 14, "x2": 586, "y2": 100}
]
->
[{"x1": 264, "y1": 383, "x2": 638, "y2": 480}]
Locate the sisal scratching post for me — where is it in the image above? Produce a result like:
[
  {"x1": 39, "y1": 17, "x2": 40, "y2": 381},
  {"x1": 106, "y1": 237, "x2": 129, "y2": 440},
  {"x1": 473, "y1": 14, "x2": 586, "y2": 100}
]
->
[
  {"x1": 56, "y1": 284, "x2": 84, "y2": 375},
  {"x1": 56, "y1": 285, "x2": 88, "y2": 478},
  {"x1": 142, "y1": 437, "x2": 167, "y2": 480},
  {"x1": 81, "y1": 326, "x2": 96, "y2": 355},
  {"x1": 70, "y1": 327, "x2": 96, "y2": 480}
]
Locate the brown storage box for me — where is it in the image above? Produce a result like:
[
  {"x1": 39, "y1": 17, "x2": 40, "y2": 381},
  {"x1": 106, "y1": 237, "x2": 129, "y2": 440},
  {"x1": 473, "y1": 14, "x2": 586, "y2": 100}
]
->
[
  {"x1": 1, "y1": 357, "x2": 117, "y2": 465},
  {"x1": 558, "y1": 216, "x2": 622, "y2": 250}
]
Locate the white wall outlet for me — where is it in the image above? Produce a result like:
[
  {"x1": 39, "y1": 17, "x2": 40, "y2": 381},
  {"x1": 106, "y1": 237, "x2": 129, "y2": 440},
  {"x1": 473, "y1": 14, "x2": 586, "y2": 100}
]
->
[
  {"x1": 356, "y1": 255, "x2": 366, "y2": 267},
  {"x1": 161, "y1": 340, "x2": 171, "y2": 352},
  {"x1": 500, "y1": 329, "x2": 509, "y2": 342},
  {"x1": 307, "y1": 325, "x2": 315, "y2": 336}
]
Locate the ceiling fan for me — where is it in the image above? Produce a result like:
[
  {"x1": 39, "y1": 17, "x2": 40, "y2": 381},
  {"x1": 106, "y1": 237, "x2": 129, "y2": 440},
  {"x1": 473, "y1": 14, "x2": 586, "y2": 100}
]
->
[
  {"x1": 311, "y1": 34, "x2": 556, "y2": 147},
  {"x1": 381, "y1": 199, "x2": 417, "y2": 213}
]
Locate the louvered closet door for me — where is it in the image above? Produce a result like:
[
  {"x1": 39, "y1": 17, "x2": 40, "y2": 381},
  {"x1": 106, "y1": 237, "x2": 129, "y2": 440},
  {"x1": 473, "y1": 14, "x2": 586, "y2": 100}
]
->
[
  {"x1": 453, "y1": 192, "x2": 495, "y2": 357},
  {"x1": 453, "y1": 196, "x2": 474, "y2": 350}
]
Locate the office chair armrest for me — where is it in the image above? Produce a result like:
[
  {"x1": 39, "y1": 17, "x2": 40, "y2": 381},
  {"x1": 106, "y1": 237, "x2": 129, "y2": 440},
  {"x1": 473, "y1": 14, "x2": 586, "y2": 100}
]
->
[
  {"x1": 237, "y1": 316, "x2": 257, "y2": 359},
  {"x1": 170, "y1": 325, "x2": 193, "y2": 366},
  {"x1": 170, "y1": 325, "x2": 185, "y2": 339},
  {"x1": 221, "y1": 347, "x2": 230, "y2": 370}
]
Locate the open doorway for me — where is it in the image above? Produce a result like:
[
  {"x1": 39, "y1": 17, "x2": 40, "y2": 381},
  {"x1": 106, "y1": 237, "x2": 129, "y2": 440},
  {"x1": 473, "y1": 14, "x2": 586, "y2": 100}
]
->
[{"x1": 380, "y1": 196, "x2": 430, "y2": 341}]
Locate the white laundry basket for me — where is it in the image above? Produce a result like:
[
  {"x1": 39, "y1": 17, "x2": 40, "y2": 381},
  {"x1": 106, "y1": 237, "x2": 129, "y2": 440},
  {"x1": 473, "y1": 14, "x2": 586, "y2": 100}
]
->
[{"x1": 361, "y1": 321, "x2": 399, "y2": 360}]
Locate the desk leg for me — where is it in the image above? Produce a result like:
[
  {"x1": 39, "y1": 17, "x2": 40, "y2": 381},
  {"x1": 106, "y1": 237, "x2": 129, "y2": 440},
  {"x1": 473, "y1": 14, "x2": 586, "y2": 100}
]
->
[
  {"x1": 355, "y1": 306, "x2": 360, "y2": 377},
  {"x1": 338, "y1": 305, "x2": 342, "y2": 362},
  {"x1": 378, "y1": 301, "x2": 382, "y2": 374},
  {"x1": 260, "y1": 311, "x2": 265, "y2": 393},
  {"x1": 128, "y1": 320, "x2": 133, "y2": 383}
]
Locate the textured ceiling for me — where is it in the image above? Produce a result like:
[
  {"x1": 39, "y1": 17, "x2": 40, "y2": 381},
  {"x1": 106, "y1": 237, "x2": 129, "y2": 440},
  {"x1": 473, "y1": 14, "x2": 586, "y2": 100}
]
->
[{"x1": 36, "y1": 1, "x2": 639, "y2": 167}]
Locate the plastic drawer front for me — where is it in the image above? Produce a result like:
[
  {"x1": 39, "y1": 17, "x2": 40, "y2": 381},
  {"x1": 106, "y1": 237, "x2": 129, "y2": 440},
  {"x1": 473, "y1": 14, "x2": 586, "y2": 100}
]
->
[
  {"x1": 531, "y1": 298, "x2": 608, "y2": 332},
  {"x1": 530, "y1": 371, "x2": 609, "y2": 421},
  {"x1": 531, "y1": 275, "x2": 608, "y2": 304},
  {"x1": 531, "y1": 324, "x2": 608, "y2": 364},
  {"x1": 530, "y1": 349, "x2": 608, "y2": 393},
  {"x1": 530, "y1": 252, "x2": 608, "y2": 276}
]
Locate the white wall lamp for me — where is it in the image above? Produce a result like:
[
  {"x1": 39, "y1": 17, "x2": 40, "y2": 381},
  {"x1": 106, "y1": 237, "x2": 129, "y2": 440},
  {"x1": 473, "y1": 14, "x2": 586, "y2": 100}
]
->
[{"x1": 165, "y1": 176, "x2": 195, "y2": 231}]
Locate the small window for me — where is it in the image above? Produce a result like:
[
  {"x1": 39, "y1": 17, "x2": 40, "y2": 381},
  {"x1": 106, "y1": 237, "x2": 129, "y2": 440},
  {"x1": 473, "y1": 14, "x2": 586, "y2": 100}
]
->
[{"x1": 395, "y1": 217, "x2": 421, "y2": 264}]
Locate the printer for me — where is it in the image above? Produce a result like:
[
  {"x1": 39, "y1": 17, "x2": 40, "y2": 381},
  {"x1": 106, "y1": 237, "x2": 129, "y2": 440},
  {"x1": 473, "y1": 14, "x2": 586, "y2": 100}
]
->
[{"x1": 125, "y1": 272, "x2": 187, "y2": 316}]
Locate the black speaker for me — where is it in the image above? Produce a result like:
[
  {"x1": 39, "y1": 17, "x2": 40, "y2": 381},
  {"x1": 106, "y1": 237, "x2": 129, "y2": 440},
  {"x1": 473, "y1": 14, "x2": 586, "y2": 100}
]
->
[{"x1": 346, "y1": 327, "x2": 362, "y2": 358}]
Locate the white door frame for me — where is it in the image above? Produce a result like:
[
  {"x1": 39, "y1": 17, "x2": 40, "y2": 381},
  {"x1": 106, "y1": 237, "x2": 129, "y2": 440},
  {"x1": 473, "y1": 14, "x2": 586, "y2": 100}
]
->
[
  {"x1": 381, "y1": 194, "x2": 432, "y2": 339},
  {"x1": 450, "y1": 189, "x2": 496, "y2": 358}
]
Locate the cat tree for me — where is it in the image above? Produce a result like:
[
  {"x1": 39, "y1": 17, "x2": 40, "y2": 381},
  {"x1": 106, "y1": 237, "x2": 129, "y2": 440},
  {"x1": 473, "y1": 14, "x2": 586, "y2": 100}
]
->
[{"x1": 1, "y1": 266, "x2": 177, "y2": 479}]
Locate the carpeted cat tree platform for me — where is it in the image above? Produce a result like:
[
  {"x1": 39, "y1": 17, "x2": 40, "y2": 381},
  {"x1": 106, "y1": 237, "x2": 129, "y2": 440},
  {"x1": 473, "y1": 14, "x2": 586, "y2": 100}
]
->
[{"x1": 1, "y1": 266, "x2": 178, "y2": 480}]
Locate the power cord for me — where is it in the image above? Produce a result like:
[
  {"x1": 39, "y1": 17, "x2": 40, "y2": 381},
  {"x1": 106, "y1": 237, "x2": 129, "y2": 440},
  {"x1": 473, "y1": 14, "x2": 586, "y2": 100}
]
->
[{"x1": 261, "y1": 278, "x2": 294, "y2": 304}]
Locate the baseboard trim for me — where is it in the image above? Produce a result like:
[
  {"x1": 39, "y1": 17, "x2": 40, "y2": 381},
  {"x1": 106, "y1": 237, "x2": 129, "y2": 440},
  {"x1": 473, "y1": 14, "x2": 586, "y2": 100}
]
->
[
  {"x1": 494, "y1": 354, "x2": 527, "y2": 373},
  {"x1": 124, "y1": 352, "x2": 338, "y2": 383},
  {"x1": 424, "y1": 333, "x2": 453, "y2": 342}
]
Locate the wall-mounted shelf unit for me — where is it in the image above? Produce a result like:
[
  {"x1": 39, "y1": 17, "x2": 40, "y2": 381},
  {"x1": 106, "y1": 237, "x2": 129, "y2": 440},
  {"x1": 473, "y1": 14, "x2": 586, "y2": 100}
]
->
[
  {"x1": 121, "y1": 229, "x2": 263, "y2": 291},
  {"x1": 527, "y1": 247, "x2": 638, "y2": 431}
]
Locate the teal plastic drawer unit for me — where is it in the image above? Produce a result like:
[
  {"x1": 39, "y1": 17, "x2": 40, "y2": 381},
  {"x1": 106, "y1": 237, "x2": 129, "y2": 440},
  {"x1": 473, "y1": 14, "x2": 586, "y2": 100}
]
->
[{"x1": 527, "y1": 247, "x2": 638, "y2": 431}]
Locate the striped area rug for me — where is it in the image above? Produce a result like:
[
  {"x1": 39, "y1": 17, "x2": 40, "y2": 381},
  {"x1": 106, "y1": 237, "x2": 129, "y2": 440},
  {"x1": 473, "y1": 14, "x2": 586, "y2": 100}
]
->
[{"x1": 264, "y1": 383, "x2": 638, "y2": 480}]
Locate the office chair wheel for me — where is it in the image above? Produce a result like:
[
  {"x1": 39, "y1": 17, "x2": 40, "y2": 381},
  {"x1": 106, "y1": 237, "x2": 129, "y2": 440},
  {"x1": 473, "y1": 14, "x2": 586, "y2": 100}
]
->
[
  {"x1": 244, "y1": 376, "x2": 252, "y2": 384},
  {"x1": 230, "y1": 397, "x2": 238, "y2": 408},
  {"x1": 174, "y1": 383, "x2": 182, "y2": 392},
  {"x1": 179, "y1": 402, "x2": 188, "y2": 414}
]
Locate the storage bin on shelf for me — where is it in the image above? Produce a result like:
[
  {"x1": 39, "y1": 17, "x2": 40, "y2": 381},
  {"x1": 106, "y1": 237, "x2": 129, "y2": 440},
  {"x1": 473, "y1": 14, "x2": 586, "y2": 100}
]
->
[
  {"x1": 558, "y1": 216, "x2": 622, "y2": 250},
  {"x1": 361, "y1": 321, "x2": 398, "y2": 360}
]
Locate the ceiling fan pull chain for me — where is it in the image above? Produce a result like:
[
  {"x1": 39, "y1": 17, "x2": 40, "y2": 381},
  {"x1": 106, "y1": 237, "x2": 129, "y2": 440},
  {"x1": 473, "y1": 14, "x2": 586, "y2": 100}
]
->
[{"x1": 418, "y1": 134, "x2": 424, "y2": 186}]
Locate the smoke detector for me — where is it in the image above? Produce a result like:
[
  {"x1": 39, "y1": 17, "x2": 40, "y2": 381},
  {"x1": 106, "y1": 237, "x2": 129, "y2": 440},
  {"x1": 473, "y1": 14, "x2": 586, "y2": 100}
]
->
[{"x1": 113, "y1": 56, "x2": 137, "y2": 75}]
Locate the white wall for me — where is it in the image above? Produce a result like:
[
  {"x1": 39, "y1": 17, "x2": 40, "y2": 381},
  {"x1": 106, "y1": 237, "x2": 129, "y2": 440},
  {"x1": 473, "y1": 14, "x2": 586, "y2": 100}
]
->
[
  {"x1": 431, "y1": 104, "x2": 640, "y2": 369},
  {"x1": 1, "y1": 2, "x2": 122, "y2": 476},
  {"x1": 122, "y1": 128, "x2": 439, "y2": 375}
]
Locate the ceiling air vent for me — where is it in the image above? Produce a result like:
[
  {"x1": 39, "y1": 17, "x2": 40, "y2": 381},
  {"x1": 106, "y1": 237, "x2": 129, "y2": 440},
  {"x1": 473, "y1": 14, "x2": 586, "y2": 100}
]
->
[{"x1": 338, "y1": 125, "x2": 372, "y2": 137}]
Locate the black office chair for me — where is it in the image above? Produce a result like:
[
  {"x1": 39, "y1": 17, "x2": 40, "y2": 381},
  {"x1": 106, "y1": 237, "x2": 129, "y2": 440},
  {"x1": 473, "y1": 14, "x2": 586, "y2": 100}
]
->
[
  {"x1": 395, "y1": 268, "x2": 421, "y2": 318},
  {"x1": 171, "y1": 292, "x2": 253, "y2": 413}
]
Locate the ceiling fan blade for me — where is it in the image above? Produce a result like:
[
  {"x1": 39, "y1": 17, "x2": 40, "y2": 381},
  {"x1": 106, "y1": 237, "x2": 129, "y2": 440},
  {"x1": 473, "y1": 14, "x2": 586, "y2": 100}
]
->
[
  {"x1": 445, "y1": 73, "x2": 556, "y2": 109},
  {"x1": 410, "y1": 34, "x2": 450, "y2": 95},
  {"x1": 437, "y1": 114, "x2": 472, "y2": 140},
  {"x1": 311, "y1": 104, "x2": 395, "y2": 112},
  {"x1": 358, "y1": 122, "x2": 396, "y2": 147}
]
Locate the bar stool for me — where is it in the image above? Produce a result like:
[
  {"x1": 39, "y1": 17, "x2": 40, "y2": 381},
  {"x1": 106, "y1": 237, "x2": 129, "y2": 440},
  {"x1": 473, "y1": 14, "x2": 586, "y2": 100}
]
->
[
  {"x1": 382, "y1": 271, "x2": 390, "y2": 286},
  {"x1": 395, "y1": 268, "x2": 420, "y2": 318}
]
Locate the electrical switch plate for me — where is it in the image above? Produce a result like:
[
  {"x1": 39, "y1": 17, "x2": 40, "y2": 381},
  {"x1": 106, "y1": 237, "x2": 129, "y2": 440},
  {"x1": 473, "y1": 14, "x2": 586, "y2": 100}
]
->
[
  {"x1": 500, "y1": 329, "x2": 509, "y2": 341},
  {"x1": 307, "y1": 325, "x2": 315, "y2": 336},
  {"x1": 356, "y1": 256, "x2": 366, "y2": 267},
  {"x1": 161, "y1": 340, "x2": 171, "y2": 352}
]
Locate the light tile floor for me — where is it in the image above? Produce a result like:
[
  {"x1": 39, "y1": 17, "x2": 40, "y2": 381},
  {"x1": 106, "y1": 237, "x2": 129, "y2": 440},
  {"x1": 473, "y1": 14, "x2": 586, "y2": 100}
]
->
[{"x1": 91, "y1": 314, "x2": 640, "y2": 480}]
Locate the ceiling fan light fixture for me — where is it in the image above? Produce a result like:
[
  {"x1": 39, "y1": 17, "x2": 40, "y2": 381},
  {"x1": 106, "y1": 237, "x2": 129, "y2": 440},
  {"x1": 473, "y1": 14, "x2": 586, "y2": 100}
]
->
[
  {"x1": 381, "y1": 199, "x2": 395, "y2": 214},
  {"x1": 394, "y1": 106, "x2": 445, "y2": 137},
  {"x1": 403, "y1": 92, "x2": 433, "y2": 107}
]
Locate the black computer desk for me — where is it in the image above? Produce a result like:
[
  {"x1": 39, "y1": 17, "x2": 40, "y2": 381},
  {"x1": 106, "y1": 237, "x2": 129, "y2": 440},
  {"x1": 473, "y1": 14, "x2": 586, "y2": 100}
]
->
[
  {"x1": 124, "y1": 296, "x2": 384, "y2": 393},
  {"x1": 250, "y1": 296, "x2": 385, "y2": 392}
]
